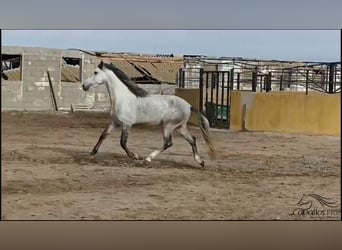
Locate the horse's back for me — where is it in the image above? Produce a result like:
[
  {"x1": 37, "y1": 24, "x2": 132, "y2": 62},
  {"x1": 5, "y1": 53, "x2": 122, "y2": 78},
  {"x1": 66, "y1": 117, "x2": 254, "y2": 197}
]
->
[
  {"x1": 135, "y1": 94, "x2": 191, "y2": 125},
  {"x1": 154, "y1": 94, "x2": 191, "y2": 113}
]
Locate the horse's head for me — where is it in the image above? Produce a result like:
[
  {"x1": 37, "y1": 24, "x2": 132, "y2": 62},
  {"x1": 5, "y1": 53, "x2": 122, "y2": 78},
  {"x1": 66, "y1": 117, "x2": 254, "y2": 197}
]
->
[{"x1": 82, "y1": 60, "x2": 107, "y2": 91}]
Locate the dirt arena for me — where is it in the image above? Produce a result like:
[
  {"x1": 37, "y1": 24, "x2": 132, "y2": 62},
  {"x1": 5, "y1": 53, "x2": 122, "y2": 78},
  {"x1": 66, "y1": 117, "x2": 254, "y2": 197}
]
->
[{"x1": 1, "y1": 111, "x2": 340, "y2": 220}]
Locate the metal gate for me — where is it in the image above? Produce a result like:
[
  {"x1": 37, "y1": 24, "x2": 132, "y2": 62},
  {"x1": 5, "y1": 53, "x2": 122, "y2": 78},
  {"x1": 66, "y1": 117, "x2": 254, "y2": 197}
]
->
[{"x1": 199, "y1": 69, "x2": 233, "y2": 129}]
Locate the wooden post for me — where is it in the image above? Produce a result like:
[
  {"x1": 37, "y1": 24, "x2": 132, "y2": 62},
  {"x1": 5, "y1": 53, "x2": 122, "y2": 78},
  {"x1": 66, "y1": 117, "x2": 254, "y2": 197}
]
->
[
  {"x1": 328, "y1": 63, "x2": 335, "y2": 93},
  {"x1": 252, "y1": 72, "x2": 257, "y2": 92},
  {"x1": 305, "y1": 70, "x2": 309, "y2": 95},
  {"x1": 47, "y1": 71, "x2": 58, "y2": 111}
]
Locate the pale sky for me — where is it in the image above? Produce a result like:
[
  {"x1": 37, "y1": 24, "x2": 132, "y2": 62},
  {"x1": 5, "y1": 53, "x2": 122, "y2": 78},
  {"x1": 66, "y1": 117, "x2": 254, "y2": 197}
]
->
[{"x1": 2, "y1": 30, "x2": 340, "y2": 62}]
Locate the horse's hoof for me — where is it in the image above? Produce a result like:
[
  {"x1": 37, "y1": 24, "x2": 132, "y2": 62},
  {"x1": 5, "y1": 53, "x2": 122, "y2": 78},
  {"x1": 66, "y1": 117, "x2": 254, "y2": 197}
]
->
[
  {"x1": 129, "y1": 153, "x2": 140, "y2": 160},
  {"x1": 200, "y1": 161, "x2": 205, "y2": 168},
  {"x1": 144, "y1": 157, "x2": 152, "y2": 163}
]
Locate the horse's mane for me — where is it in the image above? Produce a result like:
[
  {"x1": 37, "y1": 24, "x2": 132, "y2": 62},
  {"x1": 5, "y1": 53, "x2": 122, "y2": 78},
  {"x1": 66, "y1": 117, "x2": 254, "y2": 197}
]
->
[{"x1": 101, "y1": 62, "x2": 149, "y2": 97}]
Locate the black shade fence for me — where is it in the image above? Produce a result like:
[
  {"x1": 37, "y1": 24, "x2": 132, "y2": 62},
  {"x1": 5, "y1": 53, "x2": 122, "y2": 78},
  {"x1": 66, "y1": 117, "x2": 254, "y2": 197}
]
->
[{"x1": 199, "y1": 70, "x2": 232, "y2": 129}]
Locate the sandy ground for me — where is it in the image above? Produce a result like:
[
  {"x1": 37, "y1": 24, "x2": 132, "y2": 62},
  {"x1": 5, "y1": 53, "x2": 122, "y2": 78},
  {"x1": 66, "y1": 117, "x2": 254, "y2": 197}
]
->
[{"x1": 1, "y1": 111, "x2": 340, "y2": 220}]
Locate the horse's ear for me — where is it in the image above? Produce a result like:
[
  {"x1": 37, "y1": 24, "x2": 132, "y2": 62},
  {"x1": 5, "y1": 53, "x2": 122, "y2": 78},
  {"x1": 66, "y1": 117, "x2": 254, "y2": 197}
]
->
[{"x1": 98, "y1": 60, "x2": 104, "y2": 69}]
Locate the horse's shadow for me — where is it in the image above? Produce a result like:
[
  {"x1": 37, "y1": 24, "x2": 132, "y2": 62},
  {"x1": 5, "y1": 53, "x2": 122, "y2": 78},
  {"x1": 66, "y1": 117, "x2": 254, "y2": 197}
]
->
[{"x1": 33, "y1": 146, "x2": 202, "y2": 170}]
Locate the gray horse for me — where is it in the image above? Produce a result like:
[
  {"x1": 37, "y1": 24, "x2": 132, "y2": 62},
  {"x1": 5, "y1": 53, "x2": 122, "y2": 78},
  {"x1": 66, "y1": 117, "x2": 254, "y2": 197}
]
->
[{"x1": 82, "y1": 61, "x2": 215, "y2": 167}]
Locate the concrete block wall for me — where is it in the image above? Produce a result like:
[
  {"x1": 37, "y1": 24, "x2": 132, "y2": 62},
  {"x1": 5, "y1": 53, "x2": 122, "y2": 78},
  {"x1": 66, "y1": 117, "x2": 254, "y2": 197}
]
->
[
  {"x1": 58, "y1": 55, "x2": 111, "y2": 111},
  {"x1": 80, "y1": 56, "x2": 111, "y2": 110},
  {"x1": 1, "y1": 82, "x2": 23, "y2": 110},
  {"x1": 137, "y1": 83, "x2": 176, "y2": 95},
  {"x1": 3, "y1": 47, "x2": 70, "y2": 110},
  {"x1": 2, "y1": 46, "x2": 177, "y2": 112},
  {"x1": 2, "y1": 46, "x2": 25, "y2": 110},
  {"x1": 22, "y1": 48, "x2": 60, "y2": 110}
]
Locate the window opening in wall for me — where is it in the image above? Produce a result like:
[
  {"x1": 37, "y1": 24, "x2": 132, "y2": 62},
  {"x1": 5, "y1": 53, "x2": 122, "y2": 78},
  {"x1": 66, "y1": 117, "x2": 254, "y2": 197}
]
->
[
  {"x1": 1, "y1": 54, "x2": 22, "y2": 81},
  {"x1": 61, "y1": 57, "x2": 82, "y2": 82}
]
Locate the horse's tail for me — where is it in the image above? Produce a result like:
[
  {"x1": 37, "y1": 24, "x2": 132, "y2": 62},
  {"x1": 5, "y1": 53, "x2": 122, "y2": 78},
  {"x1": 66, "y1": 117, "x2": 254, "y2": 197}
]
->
[{"x1": 191, "y1": 106, "x2": 216, "y2": 160}]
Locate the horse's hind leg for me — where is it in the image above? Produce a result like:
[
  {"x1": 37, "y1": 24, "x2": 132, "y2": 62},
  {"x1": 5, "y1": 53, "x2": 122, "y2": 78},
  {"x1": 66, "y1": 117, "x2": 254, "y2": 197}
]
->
[
  {"x1": 91, "y1": 123, "x2": 114, "y2": 155},
  {"x1": 120, "y1": 124, "x2": 139, "y2": 160},
  {"x1": 145, "y1": 127, "x2": 173, "y2": 162},
  {"x1": 177, "y1": 124, "x2": 204, "y2": 167}
]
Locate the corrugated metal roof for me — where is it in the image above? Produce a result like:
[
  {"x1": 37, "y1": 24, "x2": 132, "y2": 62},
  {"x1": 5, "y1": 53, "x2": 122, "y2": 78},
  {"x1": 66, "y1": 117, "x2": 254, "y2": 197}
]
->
[
  {"x1": 2, "y1": 69, "x2": 21, "y2": 81},
  {"x1": 107, "y1": 59, "x2": 144, "y2": 79},
  {"x1": 2, "y1": 50, "x2": 184, "y2": 84},
  {"x1": 134, "y1": 61, "x2": 182, "y2": 84},
  {"x1": 61, "y1": 66, "x2": 80, "y2": 82},
  {"x1": 105, "y1": 56, "x2": 183, "y2": 84}
]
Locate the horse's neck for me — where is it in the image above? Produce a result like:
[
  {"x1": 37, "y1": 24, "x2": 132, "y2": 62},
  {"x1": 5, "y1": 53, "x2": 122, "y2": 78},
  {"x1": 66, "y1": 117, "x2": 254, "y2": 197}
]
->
[{"x1": 106, "y1": 77, "x2": 134, "y2": 109}]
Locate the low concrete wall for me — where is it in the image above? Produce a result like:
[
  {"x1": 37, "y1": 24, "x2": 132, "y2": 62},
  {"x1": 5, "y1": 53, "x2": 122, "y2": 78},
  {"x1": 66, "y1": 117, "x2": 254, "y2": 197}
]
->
[{"x1": 231, "y1": 91, "x2": 341, "y2": 136}]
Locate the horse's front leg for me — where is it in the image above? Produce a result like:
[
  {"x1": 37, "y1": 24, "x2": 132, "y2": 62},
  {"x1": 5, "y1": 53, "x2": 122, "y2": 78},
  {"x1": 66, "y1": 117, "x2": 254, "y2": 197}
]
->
[
  {"x1": 120, "y1": 124, "x2": 139, "y2": 160},
  {"x1": 91, "y1": 123, "x2": 115, "y2": 155}
]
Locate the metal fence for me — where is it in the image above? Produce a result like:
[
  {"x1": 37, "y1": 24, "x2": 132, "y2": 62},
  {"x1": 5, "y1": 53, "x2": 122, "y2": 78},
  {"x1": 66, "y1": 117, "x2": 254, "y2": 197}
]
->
[
  {"x1": 199, "y1": 70, "x2": 232, "y2": 129},
  {"x1": 178, "y1": 59, "x2": 341, "y2": 94}
]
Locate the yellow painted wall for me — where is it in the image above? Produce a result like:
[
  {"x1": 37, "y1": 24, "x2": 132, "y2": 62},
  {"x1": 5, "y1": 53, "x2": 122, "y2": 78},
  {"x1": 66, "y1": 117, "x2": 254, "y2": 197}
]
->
[
  {"x1": 176, "y1": 88, "x2": 340, "y2": 136},
  {"x1": 231, "y1": 91, "x2": 341, "y2": 136},
  {"x1": 230, "y1": 91, "x2": 243, "y2": 130},
  {"x1": 175, "y1": 88, "x2": 200, "y2": 125}
]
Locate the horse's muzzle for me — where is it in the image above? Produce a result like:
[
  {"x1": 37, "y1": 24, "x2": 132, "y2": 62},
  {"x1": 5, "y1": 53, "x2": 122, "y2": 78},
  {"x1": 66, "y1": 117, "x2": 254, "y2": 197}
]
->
[{"x1": 82, "y1": 84, "x2": 89, "y2": 91}]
